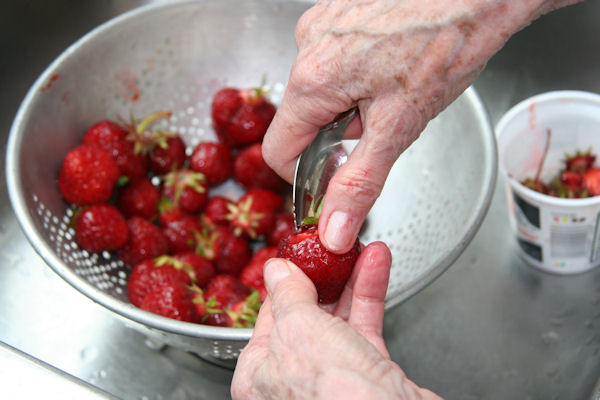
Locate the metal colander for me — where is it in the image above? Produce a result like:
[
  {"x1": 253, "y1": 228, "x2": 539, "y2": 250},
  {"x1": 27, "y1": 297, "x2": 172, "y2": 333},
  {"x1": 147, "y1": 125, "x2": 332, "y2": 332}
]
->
[{"x1": 6, "y1": 0, "x2": 496, "y2": 361}]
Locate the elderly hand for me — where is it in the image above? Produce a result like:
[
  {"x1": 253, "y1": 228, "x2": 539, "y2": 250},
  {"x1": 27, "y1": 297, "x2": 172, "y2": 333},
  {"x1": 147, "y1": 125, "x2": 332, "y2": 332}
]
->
[
  {"x1": 231, "y1": 242, "x2": 441, "y2": 399},
  {"x1": 262, "y1": 0, "x2": 580, "y2": 254}
]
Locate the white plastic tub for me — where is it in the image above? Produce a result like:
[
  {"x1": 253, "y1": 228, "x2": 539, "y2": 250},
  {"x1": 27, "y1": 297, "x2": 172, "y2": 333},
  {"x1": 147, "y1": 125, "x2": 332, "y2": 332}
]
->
[{"x1": 496, "y1": 90, "x2": 600, "y2": 274}]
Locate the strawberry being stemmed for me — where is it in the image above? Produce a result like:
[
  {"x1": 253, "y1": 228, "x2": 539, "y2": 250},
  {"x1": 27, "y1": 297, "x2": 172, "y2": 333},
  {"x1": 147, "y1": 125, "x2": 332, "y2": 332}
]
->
[
  {"x1": 161, "y1": 169, "x2": 208, "y2": 214},
  {"x1": 278, "y1": 196, "x2": 361, "y2": 304},
  {"x1": 211, "y1": 86, "x2": 276, "y2": 148},
  {"x1": 279, "y1": 223, "x2": 361, "y2": 304}
]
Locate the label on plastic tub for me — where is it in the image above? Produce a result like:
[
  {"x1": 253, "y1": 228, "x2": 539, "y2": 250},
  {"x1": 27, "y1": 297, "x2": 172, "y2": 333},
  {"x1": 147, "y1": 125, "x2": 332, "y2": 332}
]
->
[{"x1": 509, "y1": 188, "x2": 600, "y2": 274}]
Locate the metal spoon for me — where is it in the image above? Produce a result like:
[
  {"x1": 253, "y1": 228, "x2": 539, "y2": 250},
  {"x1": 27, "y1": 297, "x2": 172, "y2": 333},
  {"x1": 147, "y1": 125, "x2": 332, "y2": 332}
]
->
[{"x1": 292, "y1": 108, "x2": 357, "y2": 228}]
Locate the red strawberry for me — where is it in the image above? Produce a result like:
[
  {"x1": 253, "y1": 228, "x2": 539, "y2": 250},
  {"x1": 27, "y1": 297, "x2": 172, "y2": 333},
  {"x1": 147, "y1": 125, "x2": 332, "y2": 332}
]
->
[
  {"x1": 121, "y1": 111, "x2": 186, "y2": 175},
  {"x1": 148, "y1": 135, "x2": 187, "y2": 174},
  {"x1": 83, "y1": 120, "x2": 127, "y2": 145},
  {"x1": 211, "y1": 87, "x2": 276, "y2": 148},
  {"x1": 195, "y1": 275, "x2": 260, "y2": 328},
  {"x1": 213, "y1": 225, "x2": 252, "y2": 276},
  {"x1": 278, "y1": 224, "x2": 361, "y2": 304},
  {"x1": 204, "y1": 196, "x2": 234, "y2": 225},
  {"x1": 522, "y1": 177, "x2": 548, "y2": 195},
  {"x1": 559, "y1": 170, "x2": 583, "y2": 192},
  {"x1": 583, "y1": 167, "x2": 600, "y2": 196},
  {"x1": 566, "y1": 150, "x2": 596, "y2": 174},
  {"x1": 189, "y1": 142, "x2": 233, "y2": 186},
  {"x1": 127, "y1": 256, "x2": 193, "y2": 307},
  {"x1": 240, "y1": 246, "x2": 278, "y2": 301},
  {"x1": 58, "y1": 145, "x2": 120, "y2": 205},
  {"x1": 267, "y1": 212, "x2": 296, "y2": 247},
  {"x1": 162, "y1": 214, "x2": 203, "y2": 254},
  {"x1": 233, "y1": 143, "x2": 288, "y2": 192},
  {"x1": 82, "y1": 120, "x2": 147, "y2": 180},
  {"x1": 161, "y1": 169, "x2": 208, "y2": 214},
  {"x1": 198, "y1": 274, "x2": 251, "y2": 326},
  {"x1": 174, "y1": 252, "x2": 215, "y2": 289},
  {"x1": 116, "y1": 177, "x2": 160, "y2": 219},
  {"x1": 193, "y1": 217, "x2": 221, "y2": 261},
  {"x1": 189, "y1": 286, "x2": 214, "y2": 323},
  {"x1": 226, "y1": 291, "x2": 262, "y2": 327},
  {"x1": 204, "y1": 291, "x2": 261, "y2": 328},
  {"x1": 118, "y1": 217, "x2": 169, "y2": 267},
  {"x1": 140, "y1": 282, "x2": 197, "y2": 322},
  {"x1": 227, "y1": 189, "x2": 283, "y2": 239},
  {"x1": 157, "y1": 197, "x2": 185, "y2": 225},
  {"x1": 74, "y1": 204, "x2": 128, "y2": 253},
  {"x1": 204, "y1": 274, "x2": 250, "y2": 309}
]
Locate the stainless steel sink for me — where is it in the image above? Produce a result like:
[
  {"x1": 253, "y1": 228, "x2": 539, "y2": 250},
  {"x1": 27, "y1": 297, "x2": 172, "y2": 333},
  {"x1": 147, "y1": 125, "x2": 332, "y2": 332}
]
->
[{"x1": 1, "y1": 1, "x2": 599, "y2": 399}]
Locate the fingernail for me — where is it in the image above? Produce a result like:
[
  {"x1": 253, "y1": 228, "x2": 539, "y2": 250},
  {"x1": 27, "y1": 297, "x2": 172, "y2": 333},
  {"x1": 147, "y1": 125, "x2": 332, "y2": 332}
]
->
[
  {"x1": 323, "y1": 210, "x2": 355, "y2": 252},
  {"x1": 264, "y1": 259, "x2": 291, "y2": 294}
]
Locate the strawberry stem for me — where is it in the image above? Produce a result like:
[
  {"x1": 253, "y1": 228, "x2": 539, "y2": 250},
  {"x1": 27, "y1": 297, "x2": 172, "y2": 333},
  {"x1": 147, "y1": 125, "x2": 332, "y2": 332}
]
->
[
  {"x1": 534, "y1": 129, "x2": 552, "y2": 183},
  {"x1": 136, "y1": 110, "x2": 171, "y2": 135}
]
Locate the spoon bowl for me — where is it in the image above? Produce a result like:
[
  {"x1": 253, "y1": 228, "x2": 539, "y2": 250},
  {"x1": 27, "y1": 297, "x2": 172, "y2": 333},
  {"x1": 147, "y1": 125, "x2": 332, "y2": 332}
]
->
[{"x1": 293, "y1": 108, "x2": 357, "y2": 227}]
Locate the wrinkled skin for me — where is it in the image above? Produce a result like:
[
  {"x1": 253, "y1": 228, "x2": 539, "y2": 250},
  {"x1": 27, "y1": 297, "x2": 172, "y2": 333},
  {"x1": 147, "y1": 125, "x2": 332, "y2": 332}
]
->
[
  {"x1": 262, "y1": 0, "x2": 581, "y2": 254},
  {"x1": 231, "y1": 242, "x2": 441, "y2": 399}
]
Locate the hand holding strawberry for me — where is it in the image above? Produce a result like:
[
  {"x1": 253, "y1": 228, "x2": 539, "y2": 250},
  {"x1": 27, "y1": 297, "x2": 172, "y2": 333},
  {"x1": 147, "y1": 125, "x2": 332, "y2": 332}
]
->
[{"x1": 232, "y1": 243, "x2": 439, "y2": 399}]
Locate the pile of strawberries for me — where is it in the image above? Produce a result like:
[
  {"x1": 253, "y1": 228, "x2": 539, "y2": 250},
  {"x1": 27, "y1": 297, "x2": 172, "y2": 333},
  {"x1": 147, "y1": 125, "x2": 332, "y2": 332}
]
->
[
  {"x1": 522, "y1": 149, "x2": 600, "y2": 198},
  {"x1": 58, "y1": 87, "x2": 298, "y2": 327}
]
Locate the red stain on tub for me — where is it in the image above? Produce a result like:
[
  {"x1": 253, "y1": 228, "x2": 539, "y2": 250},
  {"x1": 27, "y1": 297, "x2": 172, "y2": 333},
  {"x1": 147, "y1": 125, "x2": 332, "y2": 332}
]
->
[
  {"x1": 40, "y1": 73, "x2": 61, "y2": 92},
  {"x1": 60, "y1": 91, "x2": 70, "y2": 104},
  {"x1": 528, "y1": 100, "x2": 537, "y2": 130},
  {"x1": 115, "y1": 67, "x2": 140, "y2": 102},
  {"x1": 517, "y1": 225, "x2": 538, "y2": 242}
]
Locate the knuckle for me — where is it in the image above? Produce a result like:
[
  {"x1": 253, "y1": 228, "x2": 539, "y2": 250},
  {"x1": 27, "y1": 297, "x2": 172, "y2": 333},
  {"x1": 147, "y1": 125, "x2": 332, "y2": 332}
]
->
[
  {"x1": 294, "y1": 6, "x2": 320, "y2": 45},
  {"x1": 331, "y1": 166, "x2": 384, "y2": 208},
  {"x1": 260, "y1": 139, "x2": 278, "y2": 169},
  {"x1": 294, "y1": 15, "x2": 309, "y2": 45}
]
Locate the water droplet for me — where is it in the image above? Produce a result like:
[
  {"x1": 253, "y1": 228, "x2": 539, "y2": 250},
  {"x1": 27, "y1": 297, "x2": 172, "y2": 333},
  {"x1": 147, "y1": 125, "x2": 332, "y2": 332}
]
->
[
  {"x1": 541, "y1": 331, "x2": 560, "y2": 346},
  {"x1": 80, "y1": 346, "x2": 98, "y2": 362},
  {"x1": 144, "y1": 338, "x2": 166, "y2": 351}
]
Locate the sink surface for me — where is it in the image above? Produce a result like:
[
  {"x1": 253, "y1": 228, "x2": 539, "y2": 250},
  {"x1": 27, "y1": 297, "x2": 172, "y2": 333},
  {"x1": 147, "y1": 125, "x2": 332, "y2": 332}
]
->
[{"x1": 1, "y1": 1, "x2": 599, "y2": 399}]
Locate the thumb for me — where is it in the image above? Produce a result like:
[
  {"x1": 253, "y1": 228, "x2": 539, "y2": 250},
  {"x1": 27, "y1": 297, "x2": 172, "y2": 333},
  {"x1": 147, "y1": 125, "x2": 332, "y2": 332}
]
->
[
  {"x1": 319, "y1": 97, "x2": 423, "y2": 253},
  {"x1": 263, "y1": 258, "x2": 319, "y2": 320}
]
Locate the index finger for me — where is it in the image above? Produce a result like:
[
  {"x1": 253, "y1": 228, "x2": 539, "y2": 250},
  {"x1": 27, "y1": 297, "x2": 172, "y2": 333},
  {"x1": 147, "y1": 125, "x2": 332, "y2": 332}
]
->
[{"x1": 262, "y1": 63, "x2": 353, "y2": 182}]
